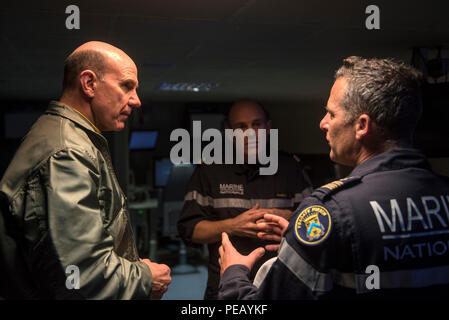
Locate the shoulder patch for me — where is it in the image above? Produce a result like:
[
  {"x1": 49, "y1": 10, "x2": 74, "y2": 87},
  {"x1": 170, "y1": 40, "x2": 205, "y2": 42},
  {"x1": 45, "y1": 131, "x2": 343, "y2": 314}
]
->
[{"x1": 294, "y1": 204, "x2": 332, "y2": 246}]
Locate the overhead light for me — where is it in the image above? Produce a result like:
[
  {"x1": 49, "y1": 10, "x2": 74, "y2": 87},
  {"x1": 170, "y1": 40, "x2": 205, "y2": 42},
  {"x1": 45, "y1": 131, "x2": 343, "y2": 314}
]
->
[{"x1": 158, "y1": 82, "x2": 220, "y2": 92}]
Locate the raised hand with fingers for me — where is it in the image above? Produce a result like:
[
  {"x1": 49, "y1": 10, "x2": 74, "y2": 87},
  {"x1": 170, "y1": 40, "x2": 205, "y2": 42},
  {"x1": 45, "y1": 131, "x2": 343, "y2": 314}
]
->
[
  {"x1": 218, "y1": 232, "x2": 265, "y2": 276},
  {"x1": 229, "y1": 203, "x2": 269, "y2": 238},
  {"x1": 257, "y1": 208, "x2": 293, "y2": 221},
  {"x1": 257, "y1": 213, "x2": 290, "y2": 252}
]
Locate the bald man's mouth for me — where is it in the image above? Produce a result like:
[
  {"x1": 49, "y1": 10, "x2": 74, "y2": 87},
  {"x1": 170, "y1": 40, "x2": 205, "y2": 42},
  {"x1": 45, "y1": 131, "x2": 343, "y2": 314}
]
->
[
  {"x1": 118, "y1": 112, "x2": 131, "y2": 122},
  {"x1": 120, "y1": 108, "x2": 132, "y2": 117}
]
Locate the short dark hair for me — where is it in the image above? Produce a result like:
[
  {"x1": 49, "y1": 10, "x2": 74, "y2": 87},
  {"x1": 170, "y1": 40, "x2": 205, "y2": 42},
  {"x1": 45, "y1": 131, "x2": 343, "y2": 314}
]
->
[
  {"x1": 62, "y1": 49, "x2": 109, "y2": 91},
  {"x1": 225, "y1": 99, "x2": 270, "y2": 127},
  {"x1": 335, "y1": 56, "x2": 423, "y2": 143}
]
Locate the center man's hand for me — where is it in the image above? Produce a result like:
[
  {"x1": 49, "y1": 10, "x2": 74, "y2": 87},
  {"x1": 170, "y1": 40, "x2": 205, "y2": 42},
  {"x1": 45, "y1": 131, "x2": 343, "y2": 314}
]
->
[
  {"x1": 230, "y1": 203, "x2": 270, "y2": 238},
  {"x1": 263, "y1": 208, "x2": 293, "y2": 221},
  {"x1": 140, "y1": 258, "x2": 172, "y2": 300},
  {"x1": 218, "y1": 232, "x2": 265, "y2": 276}
]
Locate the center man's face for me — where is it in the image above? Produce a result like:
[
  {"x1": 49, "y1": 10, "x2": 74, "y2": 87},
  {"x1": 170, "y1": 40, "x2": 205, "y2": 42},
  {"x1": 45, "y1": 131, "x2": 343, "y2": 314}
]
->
[
  {"x1": 228, "y1": 103, "x2": 271, "y2": 157},
  {"x1": 320, "y1": 77, "x2": 357, "y2": 166},
  {"x1": 92, "y1": 57, "x2": 141, "y2": 131}
]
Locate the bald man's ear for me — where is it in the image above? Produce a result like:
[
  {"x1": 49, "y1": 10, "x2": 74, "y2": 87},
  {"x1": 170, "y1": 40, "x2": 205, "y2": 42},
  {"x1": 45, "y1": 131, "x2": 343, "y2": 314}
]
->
[
  {"x1": 355, "y1": 114, "x2": 372, "y2": 140},
  {"x1": 79, "y1": 70, "x2": 98, "y2": 98}
]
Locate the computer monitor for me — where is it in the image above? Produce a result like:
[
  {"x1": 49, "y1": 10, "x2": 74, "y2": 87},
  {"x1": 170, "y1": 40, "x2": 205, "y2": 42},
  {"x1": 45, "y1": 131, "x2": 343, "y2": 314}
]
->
[
  {"x1": 129, "y1": 130, "x2": 158, "y2": 150},
  {"x1": 154, "y1": 158, "x2": 174, "y2": 188}
]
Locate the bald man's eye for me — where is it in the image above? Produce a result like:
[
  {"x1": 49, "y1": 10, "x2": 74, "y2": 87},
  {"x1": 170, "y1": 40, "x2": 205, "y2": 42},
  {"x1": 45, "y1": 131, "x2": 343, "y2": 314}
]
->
[{"x1": 121, "y1": 82, "x2": 136, "y2": 91}]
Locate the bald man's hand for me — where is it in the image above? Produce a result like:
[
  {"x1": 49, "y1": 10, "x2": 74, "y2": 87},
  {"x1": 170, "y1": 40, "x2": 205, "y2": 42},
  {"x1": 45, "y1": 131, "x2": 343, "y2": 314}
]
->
[
  {"x1": 218, "y1": 232, "x2": 265, "y2": 276},
  {"x1": 140, "y1": 258, "x2": 171, "y2": 300}
]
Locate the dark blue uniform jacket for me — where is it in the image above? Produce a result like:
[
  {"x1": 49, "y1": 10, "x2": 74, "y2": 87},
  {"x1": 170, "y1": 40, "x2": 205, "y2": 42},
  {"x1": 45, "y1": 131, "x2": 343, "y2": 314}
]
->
[{"x1": 218, "y1": 148, "x2": 449, "y2": 299}]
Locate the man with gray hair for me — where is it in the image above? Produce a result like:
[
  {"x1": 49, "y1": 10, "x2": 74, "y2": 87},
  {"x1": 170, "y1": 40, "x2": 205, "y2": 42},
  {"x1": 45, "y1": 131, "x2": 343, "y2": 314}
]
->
[{"x1": 217, "y1": 56, "x2": 449, "y2": 299}]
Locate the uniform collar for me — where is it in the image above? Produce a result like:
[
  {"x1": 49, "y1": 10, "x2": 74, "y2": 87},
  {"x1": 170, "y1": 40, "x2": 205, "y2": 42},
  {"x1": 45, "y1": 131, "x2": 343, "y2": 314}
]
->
[
  {"x1": 349, "y1": 148, "x2": 432, "y2": 178},
  {"x1": 71, "y1": 108, "x2": 101, "y2": 134},
  {"x1": 45, "y1": 100, "x2": 102, "y2": 135}
]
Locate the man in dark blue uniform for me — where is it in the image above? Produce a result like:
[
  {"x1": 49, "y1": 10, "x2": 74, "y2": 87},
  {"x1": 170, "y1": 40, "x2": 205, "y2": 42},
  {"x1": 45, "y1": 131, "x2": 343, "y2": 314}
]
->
[
  {"x1": 177, "y1": 99, "x2": 313, "y2": 299},
  {"x1": 218, "y1": 56, "x2": 449, "y2": 299}
]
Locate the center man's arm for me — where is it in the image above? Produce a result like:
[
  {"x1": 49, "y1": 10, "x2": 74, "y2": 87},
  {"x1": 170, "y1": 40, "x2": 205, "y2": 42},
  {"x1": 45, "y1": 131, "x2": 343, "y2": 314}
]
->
[{"x1": 191, "y1": 204, "x2": 269, "y2": 243}]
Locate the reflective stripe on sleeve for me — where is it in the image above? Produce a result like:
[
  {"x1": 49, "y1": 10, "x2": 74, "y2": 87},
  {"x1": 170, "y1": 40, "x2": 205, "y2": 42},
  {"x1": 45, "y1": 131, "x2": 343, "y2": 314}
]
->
[
  {"x1": 253, "y1": 257, "x2": 277, "y2": 288},
  {"x1": 184, "y1": 190, "x2": 303, "y2": 209},
  {"x1": 277, "y1": 239, "x2": 449, "y2": 294},
  {"x1": 277, "y1": 239, "x2": 337, "y2": 292}
]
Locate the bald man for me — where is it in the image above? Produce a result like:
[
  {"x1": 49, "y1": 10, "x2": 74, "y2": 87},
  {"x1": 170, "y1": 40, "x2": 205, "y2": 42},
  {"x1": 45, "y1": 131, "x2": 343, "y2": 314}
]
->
[
  {"x1": 0, "y1": 41, "x2": 171, "y2": 299},
  {"x1": 178, "y1": 99, "x2": 313, "y2": 299}
]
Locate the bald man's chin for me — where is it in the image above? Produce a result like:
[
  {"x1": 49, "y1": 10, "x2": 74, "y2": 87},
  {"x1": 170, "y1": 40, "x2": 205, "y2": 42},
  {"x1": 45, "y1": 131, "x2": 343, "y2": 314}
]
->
[
  {"x1": 114, "y1": 121, "x2": 126, "y2": 131},
  {"x1": 101, "y1": 120, "x2": 126, "y2": 132}
]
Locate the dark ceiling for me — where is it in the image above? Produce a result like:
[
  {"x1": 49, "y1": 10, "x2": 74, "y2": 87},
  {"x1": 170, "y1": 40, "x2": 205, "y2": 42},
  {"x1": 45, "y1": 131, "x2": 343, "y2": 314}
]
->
[{"x1": 1, "y1": 0, "x2": 449, "y2": 103}]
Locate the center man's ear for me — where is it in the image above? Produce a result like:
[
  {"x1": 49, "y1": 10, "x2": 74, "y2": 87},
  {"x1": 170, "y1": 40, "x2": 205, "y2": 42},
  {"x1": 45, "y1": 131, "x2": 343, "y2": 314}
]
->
[
  {"x1": 79, "y1": 70, "x2": 97, "y2": 98},
  {"x1": 355, "y1": 114, "x2": 372, "y2": 140}
]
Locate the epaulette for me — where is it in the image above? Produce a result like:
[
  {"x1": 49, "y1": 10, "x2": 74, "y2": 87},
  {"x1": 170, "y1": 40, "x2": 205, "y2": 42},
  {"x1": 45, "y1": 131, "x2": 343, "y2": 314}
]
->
[{"x1": 313, "y1": 176, "x2": 361, "y2": 201}]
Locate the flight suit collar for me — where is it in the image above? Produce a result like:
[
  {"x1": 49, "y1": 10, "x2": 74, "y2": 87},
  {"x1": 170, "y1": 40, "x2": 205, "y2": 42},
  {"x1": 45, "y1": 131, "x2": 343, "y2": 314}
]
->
[
  {"x1": 350, "y1": 148, "x2": 432, "y2": 178},
  {"x1": 45, "y1": 100, "x2": 103, "y2": 136}
]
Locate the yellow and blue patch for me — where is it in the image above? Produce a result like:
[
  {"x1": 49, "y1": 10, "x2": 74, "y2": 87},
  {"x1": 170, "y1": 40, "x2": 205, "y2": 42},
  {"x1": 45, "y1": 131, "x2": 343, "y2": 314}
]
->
[{"x1": 294, "y1": 204, "x2": 332, "y2": 246}]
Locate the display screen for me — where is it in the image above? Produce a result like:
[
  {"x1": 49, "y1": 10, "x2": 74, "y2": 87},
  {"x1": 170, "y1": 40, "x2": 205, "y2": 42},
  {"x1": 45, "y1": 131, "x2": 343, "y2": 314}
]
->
[
  {"x1": 154, "y1": 159, "x2": 173, "y2": 187},
  {"x1": 129, "y1": 131, "x2": 158, "y2": 150}
]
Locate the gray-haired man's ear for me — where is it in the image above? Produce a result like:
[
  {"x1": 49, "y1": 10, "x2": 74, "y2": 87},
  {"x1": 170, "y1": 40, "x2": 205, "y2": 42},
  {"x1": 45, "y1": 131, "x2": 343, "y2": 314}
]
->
[{"x1": 355, "y1": 114, "x2": 372, "y2": 141}]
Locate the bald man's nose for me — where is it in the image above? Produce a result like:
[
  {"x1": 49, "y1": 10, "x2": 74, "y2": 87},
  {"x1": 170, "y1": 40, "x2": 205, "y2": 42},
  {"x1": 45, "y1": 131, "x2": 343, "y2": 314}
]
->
[{"x1": 130, "y1": 91, "x2": 141, "y2": 108}]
